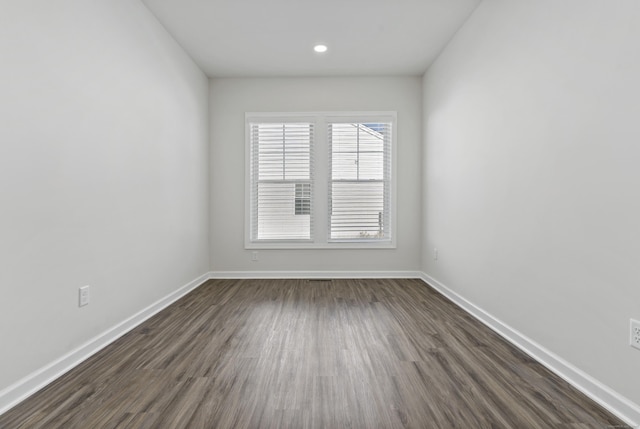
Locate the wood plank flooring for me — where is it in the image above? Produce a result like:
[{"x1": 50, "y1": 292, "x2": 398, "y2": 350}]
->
[{"x1": 0, "y1": 279, "x2": 630, "y2": 428}]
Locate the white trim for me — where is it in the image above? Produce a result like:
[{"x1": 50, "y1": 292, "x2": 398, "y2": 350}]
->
[
  {"x1": 244, "y1": 242, "x2": 396, "y2": 250},
  {"x1": 419, "y1": 272, "x2": 640, "y2": 428},
  {"x1": 245, "y1": 111, "x2": 396, "y2": 120},
  {"x1": 209, "y1": 270, "x2": 423, "y2": 279},
  {"x1": 0, "y1": 272, "x2": 210, "y2": 417}
]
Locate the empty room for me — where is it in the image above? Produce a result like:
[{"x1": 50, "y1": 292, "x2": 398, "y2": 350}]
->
[{"x1": 1, "y1": 0, "x2": 639, "y2": 427}]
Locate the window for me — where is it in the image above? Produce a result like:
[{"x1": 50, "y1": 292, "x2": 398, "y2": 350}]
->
[
  {"x1": 249, "y1": 122, "x2": 313, "y2": 241},
  {"x1": 295, "y1": 183, "x2": 311, "y2": 215},
  {"x1": 246, "y1": 112, "x2": 396, "y2": 248},
  {"x1": 329, "y1": 122, "x2": 391, "y2": 241}
]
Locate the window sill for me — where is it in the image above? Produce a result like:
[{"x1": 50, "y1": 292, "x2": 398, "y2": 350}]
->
[{"x1": 245, "y1": 241, "x2": 396, "y2": 250}]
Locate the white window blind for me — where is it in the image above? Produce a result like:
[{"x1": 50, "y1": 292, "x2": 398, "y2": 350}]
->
[
  {"x1": 249, "y1": 122, "x2": 313, "y2": 241},
  {"x1": 328, "y1": 122, "x2": 391, "y2": 241}
]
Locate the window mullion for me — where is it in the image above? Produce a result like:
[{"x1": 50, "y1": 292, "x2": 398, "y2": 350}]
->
[{"x1": 314, "y1": 118, "x2": 328, "y2": 243}]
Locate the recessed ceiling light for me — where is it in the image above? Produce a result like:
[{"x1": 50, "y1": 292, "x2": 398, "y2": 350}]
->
[{"x1": 314, "y1": 44, "x2": 328, "y2": 53}]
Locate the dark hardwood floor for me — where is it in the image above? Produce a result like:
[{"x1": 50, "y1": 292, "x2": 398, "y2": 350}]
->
[{"x1": 0, "y1": 279, "x2": 630, "y2": 428}]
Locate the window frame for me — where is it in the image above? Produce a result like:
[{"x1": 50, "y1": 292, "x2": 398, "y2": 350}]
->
[{"x1": 245, "y1": 112, "x2": 397, "y2": 250}]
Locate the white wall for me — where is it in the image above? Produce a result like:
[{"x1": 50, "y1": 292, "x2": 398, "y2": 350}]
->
[
  {"x1": 210, "y1": 77, "x2": 422, "y2": 272},
  {"x1": 424, "y1": 0, "x2": 640, "y2": 411},
  {"x1": 0, "y1": 0, "x2": 209, "y2": 394}
]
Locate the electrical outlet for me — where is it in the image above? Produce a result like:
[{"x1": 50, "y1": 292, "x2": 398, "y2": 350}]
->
[
  {"x1": 251, "y1": 251, "x2": 258, "y2": 262},
  {"x1": 631, "y1": 319, "x2": 640, "y2": 351},
  {"x1": 79, "y1": 285, "x2": 90, "y2": 307}
]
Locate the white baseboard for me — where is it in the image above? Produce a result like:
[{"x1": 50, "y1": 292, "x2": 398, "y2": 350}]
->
[
  {"x1": 0, "y1": 272, "x2": 210, "y2": 416},
  {"x1": 209, "y1": 270, "x2": 424, "y2": 279},
  {"x1": 420, "y1": 272, "x2": 640, "y2": 428}
]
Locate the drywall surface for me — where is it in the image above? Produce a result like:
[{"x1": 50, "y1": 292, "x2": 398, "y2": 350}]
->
[
  {"x1": 210, "y1": 77, "x2": 422, "y2": 272},
  {"x1": 424, "y1": 0, "x2": 640, "y2": 407},
  {"x1": 0, "y1": 0, "x2": 209, "y2": 391}
]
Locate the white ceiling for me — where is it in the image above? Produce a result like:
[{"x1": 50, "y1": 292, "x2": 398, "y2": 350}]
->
[{"x1": 141, "y1": 0, "x2": 481, "y2": 77}]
